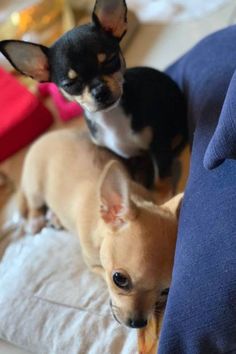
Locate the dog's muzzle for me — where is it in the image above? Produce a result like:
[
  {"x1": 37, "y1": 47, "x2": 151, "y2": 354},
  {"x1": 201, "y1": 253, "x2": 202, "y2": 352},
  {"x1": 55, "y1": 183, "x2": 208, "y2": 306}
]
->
[{"x1": 126, "y1": 318, "x2": 148, "y2": 329}]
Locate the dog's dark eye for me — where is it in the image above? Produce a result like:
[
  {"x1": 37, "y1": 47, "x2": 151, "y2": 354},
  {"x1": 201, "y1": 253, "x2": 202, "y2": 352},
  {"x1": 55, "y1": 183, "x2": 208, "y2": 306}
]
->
[
  {"x1": 112, "y1": 272, "x2": 131, "y2": 290},
  {"x1": 61, "y1": 78, "x2": 83, "y2": 94},
  {"x1": 61, "y1": 78, "x2": 76, "y2": 88},
  {"x1": 105, "y1": 54, "x2": 117, "y2": 65}
]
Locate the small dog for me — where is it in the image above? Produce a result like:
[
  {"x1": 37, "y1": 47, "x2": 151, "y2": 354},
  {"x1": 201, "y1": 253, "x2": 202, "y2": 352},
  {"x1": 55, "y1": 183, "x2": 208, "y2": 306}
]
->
[
  {"x1": 17, "y1": 127, "x2": 183, "y2": 329},
  {"x1": 0, "y1": 0, "x2": 187, "y2": 188}
]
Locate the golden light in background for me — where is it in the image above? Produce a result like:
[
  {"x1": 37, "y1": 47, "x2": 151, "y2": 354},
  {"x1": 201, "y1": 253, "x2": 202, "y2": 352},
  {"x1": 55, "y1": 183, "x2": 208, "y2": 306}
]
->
[
  {"x1": 0, "y1": 0, "x2": 64, "y2": 45},
  {"x1": 10, "y1": 12, "x2": 20, "y2": 27}
]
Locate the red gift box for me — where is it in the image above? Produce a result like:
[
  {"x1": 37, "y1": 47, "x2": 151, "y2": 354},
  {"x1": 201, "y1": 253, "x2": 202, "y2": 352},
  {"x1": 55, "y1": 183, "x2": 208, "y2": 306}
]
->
[{"x1": 0, "y1": 67, "x2": 53, "y2": 162}]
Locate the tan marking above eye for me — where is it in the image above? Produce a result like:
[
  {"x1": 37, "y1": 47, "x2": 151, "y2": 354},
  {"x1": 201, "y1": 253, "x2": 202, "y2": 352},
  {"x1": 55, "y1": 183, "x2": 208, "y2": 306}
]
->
[
  {"x1": 97, "y1": 53, "x2": 107, "y2": 63},
  {"x1": 68, "y1": 69, "x2": 78, "y2": 80}
]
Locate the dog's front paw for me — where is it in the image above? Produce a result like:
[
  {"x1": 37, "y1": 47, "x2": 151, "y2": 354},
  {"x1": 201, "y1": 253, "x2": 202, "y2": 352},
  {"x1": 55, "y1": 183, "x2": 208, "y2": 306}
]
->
[
  {"x1": 25, "y1": 216, "x2": 46, "y2": 235},
  {"x1": 46, "y1": 209, "x2": 63, "y2": 230}
]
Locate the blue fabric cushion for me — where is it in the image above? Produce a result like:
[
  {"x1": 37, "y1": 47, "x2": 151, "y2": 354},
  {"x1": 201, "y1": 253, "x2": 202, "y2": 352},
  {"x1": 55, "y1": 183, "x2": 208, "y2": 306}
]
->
[
  {"x1": 204, "y1": 69, "x2": 236, "y2": 169},
  {"x1": 158, "y1": 25, "x2": 236, "y2": 354}
]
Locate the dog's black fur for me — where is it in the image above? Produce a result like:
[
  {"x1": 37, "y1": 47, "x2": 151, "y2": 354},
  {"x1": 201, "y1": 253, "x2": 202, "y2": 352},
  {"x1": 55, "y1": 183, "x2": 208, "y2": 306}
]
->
[{"x1": 121, "y1": 67, "x2": 187, "y2": 177}]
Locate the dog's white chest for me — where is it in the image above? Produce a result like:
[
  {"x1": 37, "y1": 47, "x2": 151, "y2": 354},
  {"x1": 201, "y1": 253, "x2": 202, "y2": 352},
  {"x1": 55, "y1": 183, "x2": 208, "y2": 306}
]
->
[{"x1": 86, "y1": 106, "x2": 153, "y2": 158}]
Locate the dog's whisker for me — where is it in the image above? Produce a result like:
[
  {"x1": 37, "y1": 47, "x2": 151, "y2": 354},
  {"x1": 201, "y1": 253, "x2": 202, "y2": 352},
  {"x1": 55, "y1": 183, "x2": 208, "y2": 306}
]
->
[
  {"x1": 109, "y1": 300, "x2": 122, "y2": 324},
  {"x1": 110, "y1": 303, "x2": 120, "y2": 310},
  {"x1": 109, "y1": 300, "x2": 120, "y2": 312}
]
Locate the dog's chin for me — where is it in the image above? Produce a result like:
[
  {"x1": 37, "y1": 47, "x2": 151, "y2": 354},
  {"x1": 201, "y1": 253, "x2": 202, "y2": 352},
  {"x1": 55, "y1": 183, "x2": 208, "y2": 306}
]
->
[{"x1": 98, "y1": 98, "x2": 121, "y2": 112}]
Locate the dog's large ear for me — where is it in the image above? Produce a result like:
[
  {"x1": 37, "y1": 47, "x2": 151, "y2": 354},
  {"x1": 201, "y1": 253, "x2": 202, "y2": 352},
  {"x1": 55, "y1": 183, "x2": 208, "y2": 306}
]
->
[
  {"x1": 99, "y1": 160, "x2": 136, "y2": 230},
  {"x1": 163, "y1": 192, "x2": 184, "y2": 219},
  {"x1": 0, "y1": 40, "x2": 50, "y2": 82},
  {"x1": 92, "y1": 0, "x2": 127, "y2": 41}
]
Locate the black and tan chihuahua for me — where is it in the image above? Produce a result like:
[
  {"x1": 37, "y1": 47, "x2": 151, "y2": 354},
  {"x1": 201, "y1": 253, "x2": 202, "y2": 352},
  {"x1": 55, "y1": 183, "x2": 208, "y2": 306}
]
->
[{"x1": 0, "y1": 0, "x2": 187, "y2": 188}]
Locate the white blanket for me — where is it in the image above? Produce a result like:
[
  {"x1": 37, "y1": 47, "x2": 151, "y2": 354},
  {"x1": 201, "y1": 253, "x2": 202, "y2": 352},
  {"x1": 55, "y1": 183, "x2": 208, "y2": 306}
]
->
[{"x1": 0, "y1": 228, "x2": 137, "y2": 354}]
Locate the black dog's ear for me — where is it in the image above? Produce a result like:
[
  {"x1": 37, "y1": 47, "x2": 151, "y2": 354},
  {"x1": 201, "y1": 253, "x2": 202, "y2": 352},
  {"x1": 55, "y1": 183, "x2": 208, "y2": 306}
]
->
[
  {"x1": 0, "y1": 40, "x2": 50, "y2": 82},
  {"x1": 92, "y1": 0, "x2": 127, "y2": 41}
]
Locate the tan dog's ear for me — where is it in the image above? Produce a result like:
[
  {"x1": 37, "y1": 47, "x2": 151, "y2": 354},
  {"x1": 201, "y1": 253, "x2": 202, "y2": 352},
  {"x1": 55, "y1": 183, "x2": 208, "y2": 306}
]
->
[
  {"x1": 99, "y1": 160, "x2": 136, "y2": 230},
  {"x1": 162, "y1": 192, "x2": 184, "y2": 219}
]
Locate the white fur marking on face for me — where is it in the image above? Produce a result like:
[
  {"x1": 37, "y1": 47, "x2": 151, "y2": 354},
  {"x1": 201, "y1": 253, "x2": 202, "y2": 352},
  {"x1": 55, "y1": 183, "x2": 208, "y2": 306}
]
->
[
  {"x1": 97, "y1": 53, "x2": 107, "y2": 63},
  {"x1": 75, "y1": 86, "x2": 98, "y2": 112},
  {"x1": 61, "y1": 86, "x2": 98, "y2": 112},
  {"x1": 60, "y1": 88, "x2": 74, "y2": 101},
  {"x1": 68, "y1": 69, "x2": 78, "y2": 80}
]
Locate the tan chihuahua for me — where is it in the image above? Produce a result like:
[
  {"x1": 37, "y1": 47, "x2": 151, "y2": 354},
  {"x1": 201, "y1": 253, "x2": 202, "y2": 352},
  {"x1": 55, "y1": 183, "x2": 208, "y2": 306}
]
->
[{"x1": 18, "y1": 128, "x2": 183, "y2": 329}]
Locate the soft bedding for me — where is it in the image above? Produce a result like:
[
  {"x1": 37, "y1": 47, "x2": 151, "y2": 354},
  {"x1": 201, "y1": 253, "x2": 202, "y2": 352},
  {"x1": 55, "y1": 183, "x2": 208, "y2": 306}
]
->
[{"x1": 0, "y1": 226, "x2": 137, "y2": 354}]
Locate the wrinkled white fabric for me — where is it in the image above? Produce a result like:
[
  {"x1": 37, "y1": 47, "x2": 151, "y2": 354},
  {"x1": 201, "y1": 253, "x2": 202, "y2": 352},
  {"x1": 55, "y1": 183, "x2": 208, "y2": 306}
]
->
[{"x1": 0, "y1": 228, "x2": 137, "y2": 354}]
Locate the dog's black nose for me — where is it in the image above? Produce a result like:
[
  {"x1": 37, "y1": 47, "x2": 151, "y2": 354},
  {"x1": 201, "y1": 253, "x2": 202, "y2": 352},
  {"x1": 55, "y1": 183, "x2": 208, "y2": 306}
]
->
[
  {"x1": 91, "y1": 84, "x2": 110, "y2": 102},
  {"x1": 127, "y1": 318, "x2": 148, "y2": 328}
]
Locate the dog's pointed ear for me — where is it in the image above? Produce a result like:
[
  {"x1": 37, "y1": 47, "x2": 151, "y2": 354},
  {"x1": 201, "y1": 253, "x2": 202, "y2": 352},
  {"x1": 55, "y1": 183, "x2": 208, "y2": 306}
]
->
[
  {"x1": 99, "y1": 160, "x2": 137, "y2": 230},
  {"x1": 0, "y1": 40, "x2": 50, "y2": 82},
  {"x1": 92, "y1": 0, "x2": 127, "y2": 41},
  {"x1": 162, "y1": 193, "x2": 184, "y2": 219}
]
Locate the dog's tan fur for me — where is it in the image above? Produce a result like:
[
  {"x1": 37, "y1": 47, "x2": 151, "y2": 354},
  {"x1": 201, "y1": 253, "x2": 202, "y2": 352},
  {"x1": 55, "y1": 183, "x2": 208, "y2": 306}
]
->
[
  {"x1": 18, "y1": 127, "x2": 182, "y2": 327},
  {"x1": 0, "y1": 172, "x2": 15, "y2": 227}
]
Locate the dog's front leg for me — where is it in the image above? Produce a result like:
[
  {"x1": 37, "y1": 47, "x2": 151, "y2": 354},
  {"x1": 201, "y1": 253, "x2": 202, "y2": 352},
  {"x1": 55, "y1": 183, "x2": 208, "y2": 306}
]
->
[
  {"x1": 25, "y1": 207, "x2": 47, "y2": 234},
  {"x1": 46, "y1": 209, "x2": 64, "y2": 230}
]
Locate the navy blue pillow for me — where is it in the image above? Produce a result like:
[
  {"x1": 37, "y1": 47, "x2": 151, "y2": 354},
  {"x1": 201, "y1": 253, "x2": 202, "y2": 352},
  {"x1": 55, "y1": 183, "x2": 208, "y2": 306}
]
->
[
  {"x1": 158, "y1": 25, "x2": 236, "y2": 354},
  {"x1": 204, "y1": 68, "x2": 236, "y2": 169}
]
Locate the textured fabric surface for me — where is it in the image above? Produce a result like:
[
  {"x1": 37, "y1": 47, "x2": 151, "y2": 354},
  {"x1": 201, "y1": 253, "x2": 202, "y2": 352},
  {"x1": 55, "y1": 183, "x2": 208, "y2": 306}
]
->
[
  {"x1": 204, "y1": 68, "x2": 236, "y2": 169},
  {"x1": 0, "y1": 228, "x2": 137, "y2": 354},
  {"x1": 158, "y1": 25, "x2": 236, "y2": 354}
]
